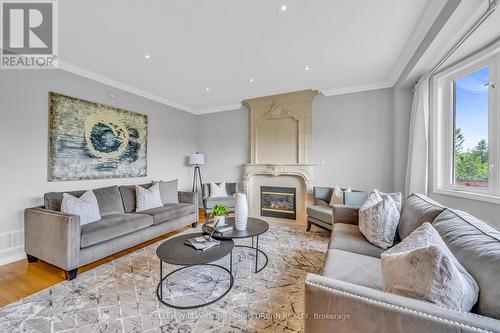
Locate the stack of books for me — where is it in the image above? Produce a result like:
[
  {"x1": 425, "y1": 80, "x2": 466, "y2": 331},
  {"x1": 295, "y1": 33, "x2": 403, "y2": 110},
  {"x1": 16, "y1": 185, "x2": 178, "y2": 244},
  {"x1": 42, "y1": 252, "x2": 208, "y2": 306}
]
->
[
  {"x1": 205, "y1": 222, "x2": 233, "y2": 235},
  {"x1": 184, "y1": 235, "x2": 220, "y2": 251}
]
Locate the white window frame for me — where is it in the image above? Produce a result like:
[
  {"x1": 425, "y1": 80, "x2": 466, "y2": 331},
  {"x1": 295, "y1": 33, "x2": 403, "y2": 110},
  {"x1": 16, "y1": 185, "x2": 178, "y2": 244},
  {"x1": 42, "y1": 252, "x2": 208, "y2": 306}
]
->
[{"x1": 432, "y1": 42, "x2": 500, "y2": 204}]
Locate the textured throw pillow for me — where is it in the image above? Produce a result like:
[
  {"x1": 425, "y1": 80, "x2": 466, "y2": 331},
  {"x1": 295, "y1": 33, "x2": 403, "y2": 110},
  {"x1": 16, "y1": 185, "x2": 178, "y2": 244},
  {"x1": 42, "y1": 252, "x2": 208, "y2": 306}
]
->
[
  {"x1": 209, "y1": 182, "x2": 228, "y2": 198},
  {"x1": 154, "y1": 180, "x2": 179, "y2": 204},
  {"x1": 136, "y1": 183, "x2": 163, "y2": 212},
  {"x1": 61, "y1": 190, "x2": 101, "y2": 226},
  {"x1": 359, "y1": 192, "x2": 400, "y2": 249},
  {"x1": 374, "y1": 189, "x2": 402, "y2": 212},
  {"x1": 329, "y1": 186, "x2": 344, "y2": 206},
  {"x1": 381, "y1": 223, "x2": 479, "y2": 312}
]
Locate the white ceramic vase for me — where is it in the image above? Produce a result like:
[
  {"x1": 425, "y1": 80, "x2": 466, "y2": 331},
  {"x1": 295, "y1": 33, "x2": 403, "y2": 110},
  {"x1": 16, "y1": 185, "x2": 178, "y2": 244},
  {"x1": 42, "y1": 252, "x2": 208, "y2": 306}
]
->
[
  {"x1": 234, "y1": 193, "x2": 248, "y2": 231},
  {"x1": 214, "y1": 215, "x2": 226, "y2": 226}
]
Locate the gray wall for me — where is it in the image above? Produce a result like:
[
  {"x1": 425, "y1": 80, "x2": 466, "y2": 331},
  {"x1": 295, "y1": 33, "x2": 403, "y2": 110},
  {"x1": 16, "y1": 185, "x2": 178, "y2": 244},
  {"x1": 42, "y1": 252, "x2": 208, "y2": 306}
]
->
[
  {"x1": 313, "y1": 89, "x2": 394, "y2": 192},
  {"x1": 196, "y1": 108, "x2": 249, "y2": 184},
  {"x1": 0, "y1": 69, "x2": 197, "y2": 264},
  {"x1": 195, "y1": 88, "x2": 394, "y2": 193}
]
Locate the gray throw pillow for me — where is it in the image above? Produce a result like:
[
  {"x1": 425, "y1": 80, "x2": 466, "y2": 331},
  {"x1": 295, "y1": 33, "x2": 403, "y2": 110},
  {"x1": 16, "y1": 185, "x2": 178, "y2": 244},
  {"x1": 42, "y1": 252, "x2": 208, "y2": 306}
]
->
[
  {"x1": 381, "y1": 223, "x2": 479, "y2": 312},
  {"x1": 359, "y1": 192, "x2": 400, "y2": 250},
  {"x1": 136, "y1": 184, "x2": 163, "y2": 212},
  {"x1": 153, "y1": 179, "x2": 179, "y2": 204},
  {"x1": 374, "y1": 189, "x2": 402, "y2": 212},
  {"x1": 61, "y1": 190, "x2": 101, "y2": 225}
]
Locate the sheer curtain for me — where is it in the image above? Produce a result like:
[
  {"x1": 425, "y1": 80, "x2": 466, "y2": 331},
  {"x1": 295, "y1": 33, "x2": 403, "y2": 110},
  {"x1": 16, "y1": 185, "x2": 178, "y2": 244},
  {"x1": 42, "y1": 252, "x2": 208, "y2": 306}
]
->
[{"x1": 405, "y1": 74, "x2": 430, "y2": 197}]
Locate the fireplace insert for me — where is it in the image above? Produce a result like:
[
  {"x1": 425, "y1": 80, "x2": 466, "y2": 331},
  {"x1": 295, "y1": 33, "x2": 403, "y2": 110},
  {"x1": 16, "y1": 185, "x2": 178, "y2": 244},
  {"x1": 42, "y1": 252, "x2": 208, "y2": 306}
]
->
[{"x1": 260, "y1": 186, "x2": 296, "y2": 220}]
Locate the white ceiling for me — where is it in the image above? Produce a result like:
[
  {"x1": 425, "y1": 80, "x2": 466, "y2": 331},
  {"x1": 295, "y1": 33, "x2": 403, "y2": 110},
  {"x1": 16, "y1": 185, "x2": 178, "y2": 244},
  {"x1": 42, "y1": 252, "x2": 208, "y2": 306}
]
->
[
  {"x1": 59, "y1": 0, "x2": 433, "y2": 114},
  {"x1": 409, "y1": 0, "x2": 500, "y2": 83}
]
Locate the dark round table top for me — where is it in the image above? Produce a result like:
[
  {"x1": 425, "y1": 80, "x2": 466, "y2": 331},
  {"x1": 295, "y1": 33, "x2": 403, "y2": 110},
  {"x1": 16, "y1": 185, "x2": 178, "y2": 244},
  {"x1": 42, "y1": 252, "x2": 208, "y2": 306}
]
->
[
  {"x1": 156, "y1": 232, "x2": 234, "y2": 266},
  {"x1": 202, "y1": 217, "x2": 269, "y2": 240}
]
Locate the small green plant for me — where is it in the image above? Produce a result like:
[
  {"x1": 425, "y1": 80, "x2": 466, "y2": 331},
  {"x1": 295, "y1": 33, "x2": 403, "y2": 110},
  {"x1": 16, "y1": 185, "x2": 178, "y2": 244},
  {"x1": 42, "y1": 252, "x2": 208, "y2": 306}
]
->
[{"x1": 210, "y1": 204, "x2": 228, "y2": 217}]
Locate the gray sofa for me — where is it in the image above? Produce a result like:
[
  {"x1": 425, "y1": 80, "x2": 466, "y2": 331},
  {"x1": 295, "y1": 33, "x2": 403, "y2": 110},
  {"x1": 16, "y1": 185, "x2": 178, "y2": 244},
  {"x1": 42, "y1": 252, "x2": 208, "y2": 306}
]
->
[
  {"x1": 305, "y1": 193, "x2": 500, "y2": 333},
  {"x1": 24, "y1": 184, "x2": 198, "y2": 280},
  {"x1": 306, "y1": 186, "x2": 367, "y2": 231}
]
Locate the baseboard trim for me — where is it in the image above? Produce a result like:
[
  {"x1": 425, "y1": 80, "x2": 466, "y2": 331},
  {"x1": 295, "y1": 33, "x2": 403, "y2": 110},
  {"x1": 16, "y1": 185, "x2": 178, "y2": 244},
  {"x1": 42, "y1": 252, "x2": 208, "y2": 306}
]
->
[{"x1": 0, "y1": 247, "x2": 25, "y2": 266}]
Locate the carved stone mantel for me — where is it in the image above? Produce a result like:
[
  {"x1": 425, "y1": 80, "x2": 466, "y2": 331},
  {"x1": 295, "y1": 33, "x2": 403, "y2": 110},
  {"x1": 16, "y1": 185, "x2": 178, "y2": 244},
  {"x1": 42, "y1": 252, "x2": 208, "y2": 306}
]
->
[
  {"x1": 241, "y1": 90, "x2": 317, "y2": 222},
  {"x1": 242, "y1": 163, "x2": 315, "y2": 193}
]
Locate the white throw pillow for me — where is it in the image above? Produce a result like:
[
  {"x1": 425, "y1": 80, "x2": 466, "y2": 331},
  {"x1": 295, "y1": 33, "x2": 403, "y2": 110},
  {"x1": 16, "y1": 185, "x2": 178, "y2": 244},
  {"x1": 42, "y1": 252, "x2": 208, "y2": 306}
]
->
[
  {"x1": 209, "y1": 182, "x2": 228, "y2": 198},
  {"x1": 374, "y1": 189, "x2": 402, "y2": 212},
  {"x1": 381, "y1": 223, "x2": 479, "y2": 311},
  {"x1": 329, "y1": 186, "x2": 344, "y2": 206},
  {"x1": 359, "y1": 192, "x2": 400, "y2": 249},
  {"x1": 136, "y1": 183, "x2": 163, "y2": 212},
  {"x1": 61, "y1": 190, "x2": 101, "y2": 226}
]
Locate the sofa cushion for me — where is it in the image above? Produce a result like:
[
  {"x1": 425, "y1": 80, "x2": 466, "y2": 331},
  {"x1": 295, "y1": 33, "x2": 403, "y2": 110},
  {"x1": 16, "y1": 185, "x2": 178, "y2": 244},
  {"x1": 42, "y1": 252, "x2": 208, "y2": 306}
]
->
[
  {"x1": 61, "y1": 190, "x2": 101, "y2": 226},
  {"x1": 330, "y1": 223, "x2": 384, "y2": 258},
  {"x1": 307, "y1": 205, "x2": 333, "y2": 224},
  {"x1": 44, "y1": 185, "x2": 125, "y2": 216},
  {"x1": 80, "y1": 213, "x2": 153, "y2": 248},
  {"x1": 398, "y1": 193, "x2": 445, "y2": 239},
  {"x1": 155, "y1": 180, "x2": 179, "y2": 204},
  {"x1": 45, "y1": 190, "x2": 85, "y2": 211},
  {"x1": 204, "y1": 196, "x2": 236, "y2": 209},
  {"x1": 359, "y1": 192, "x2": 400, "y2": 250},
  {"x1": 202, "y1": 183, "x2": 238, "y2": 200},
  {"x1": 136, "y1": 184, "x2": 163, "y2": 212},
  {"x1": 323, "y1": 249, "x2": 383, "y2": 290},
  {"x1": 432, "y1": 209, "x2": 500, "y2": 319},
  {"x1": 382, "y1": 223, "x2": 479, "y2": 312},
  {"x1": 119, "y1": 183, "x2": 152, "y2": 213},
  {"x1": 139, "y1": 203, "x2": 195, "y2": 225}
]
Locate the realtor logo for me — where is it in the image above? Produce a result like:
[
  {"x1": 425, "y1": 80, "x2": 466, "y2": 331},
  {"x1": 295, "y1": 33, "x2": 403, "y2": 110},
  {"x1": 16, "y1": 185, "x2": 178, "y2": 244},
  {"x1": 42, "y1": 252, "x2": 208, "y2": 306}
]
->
[{"x1": 1, "y1": 0, "x2": 58, "y2": 68}]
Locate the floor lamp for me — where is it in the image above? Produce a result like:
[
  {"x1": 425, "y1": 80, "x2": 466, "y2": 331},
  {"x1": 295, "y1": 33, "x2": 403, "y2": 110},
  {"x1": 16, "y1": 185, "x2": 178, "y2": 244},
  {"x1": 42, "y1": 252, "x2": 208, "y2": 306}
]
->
[{"x1": 189, "y1": 153, "x2": 205, "y2": 193}]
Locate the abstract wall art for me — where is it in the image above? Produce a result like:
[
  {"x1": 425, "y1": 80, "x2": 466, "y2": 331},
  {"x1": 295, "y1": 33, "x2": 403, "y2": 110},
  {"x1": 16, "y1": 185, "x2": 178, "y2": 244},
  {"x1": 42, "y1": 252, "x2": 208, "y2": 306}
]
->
[{"x1": 48, "y1": 92, "x2": 148, "y2": 181}]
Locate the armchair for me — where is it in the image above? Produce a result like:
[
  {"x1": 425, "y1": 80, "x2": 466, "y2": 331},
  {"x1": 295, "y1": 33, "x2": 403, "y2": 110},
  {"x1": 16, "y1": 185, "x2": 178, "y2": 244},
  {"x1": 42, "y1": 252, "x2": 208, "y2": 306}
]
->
[{"x1": 201, "y1": 182, "x2": 239, "y2": 218}]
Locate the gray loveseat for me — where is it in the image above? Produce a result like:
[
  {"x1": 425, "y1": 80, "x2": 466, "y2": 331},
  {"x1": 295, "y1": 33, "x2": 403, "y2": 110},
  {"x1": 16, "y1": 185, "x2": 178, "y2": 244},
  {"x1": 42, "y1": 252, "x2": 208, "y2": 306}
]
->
[
  {"x1": 305, "y1": 193, "x2": 500, "y2": 332},
  {"x1": 24, "y1": 184, "x2": 198, "y2": 280}
]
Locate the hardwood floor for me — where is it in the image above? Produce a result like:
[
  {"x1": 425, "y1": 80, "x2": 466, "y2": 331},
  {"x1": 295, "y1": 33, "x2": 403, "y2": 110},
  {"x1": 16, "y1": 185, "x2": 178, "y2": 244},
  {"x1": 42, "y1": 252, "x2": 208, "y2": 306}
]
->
[{"x1": 0, "y1": 210, "x2": 207, "y2": 307}]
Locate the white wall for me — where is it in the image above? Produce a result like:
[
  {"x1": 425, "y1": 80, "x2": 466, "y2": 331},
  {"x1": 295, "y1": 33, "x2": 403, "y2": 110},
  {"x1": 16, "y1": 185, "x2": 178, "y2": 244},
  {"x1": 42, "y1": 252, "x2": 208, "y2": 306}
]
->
[
  {"x1": 313, "y1": 89, "x2": 394, "y2": 192},
  {"x1": 0, "y1": 69, "x2": 197, "y2": 264}
]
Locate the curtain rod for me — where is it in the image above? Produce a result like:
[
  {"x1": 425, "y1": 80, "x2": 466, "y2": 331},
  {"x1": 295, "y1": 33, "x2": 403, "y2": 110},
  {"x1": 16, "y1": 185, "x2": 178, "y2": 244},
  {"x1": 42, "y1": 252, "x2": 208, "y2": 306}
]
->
[{"x1": 429, "y1": 0, "x2": 498, "y2": 76}]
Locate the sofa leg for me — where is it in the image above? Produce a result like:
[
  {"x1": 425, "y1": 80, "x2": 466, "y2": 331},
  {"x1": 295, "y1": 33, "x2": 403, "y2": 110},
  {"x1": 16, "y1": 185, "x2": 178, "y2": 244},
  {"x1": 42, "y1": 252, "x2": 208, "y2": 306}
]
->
[
  {"x1": 26, "y1": 254, "x2": 38, "y2": 263},
  {"x1": 191, "y1": 222, "x2": 198, "y2": 228},
  {"x1": 65, "y1": 269, "x2": 78, "y2": 281},
  {"x1": 306, "y1": 221, "x2": 312, "y2": 231}
]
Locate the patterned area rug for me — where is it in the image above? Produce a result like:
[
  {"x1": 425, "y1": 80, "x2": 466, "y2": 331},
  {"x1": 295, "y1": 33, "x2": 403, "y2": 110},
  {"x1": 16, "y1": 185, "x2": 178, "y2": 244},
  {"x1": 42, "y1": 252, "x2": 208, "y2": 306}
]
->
[{"x1": 0, "y1": 223, "x2": 329, "y2": 333}]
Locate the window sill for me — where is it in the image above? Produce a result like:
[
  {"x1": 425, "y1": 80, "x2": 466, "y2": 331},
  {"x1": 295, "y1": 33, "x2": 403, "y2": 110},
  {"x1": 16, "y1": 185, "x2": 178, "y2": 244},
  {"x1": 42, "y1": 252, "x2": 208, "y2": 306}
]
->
[{"x1": 434, "y1": 188, "x2": 500, "y2": 205}]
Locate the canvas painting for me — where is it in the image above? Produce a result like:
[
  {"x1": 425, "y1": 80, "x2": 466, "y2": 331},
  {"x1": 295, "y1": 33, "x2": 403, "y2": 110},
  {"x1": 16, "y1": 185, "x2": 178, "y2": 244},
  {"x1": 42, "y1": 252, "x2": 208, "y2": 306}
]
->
[{"x1": 48, "y1": 92, "x2": 147, "y2": 181}]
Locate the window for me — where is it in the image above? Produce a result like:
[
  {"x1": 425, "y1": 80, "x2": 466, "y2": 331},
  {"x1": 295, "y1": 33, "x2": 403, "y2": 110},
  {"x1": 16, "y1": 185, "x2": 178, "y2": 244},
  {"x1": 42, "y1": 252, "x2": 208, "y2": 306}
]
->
[
  {"x1": 433, "y1": 44, "x2": 500, "y2": 203},
  {"x1": 453, "y1": 67, "x2": 490, "y2": 188}
]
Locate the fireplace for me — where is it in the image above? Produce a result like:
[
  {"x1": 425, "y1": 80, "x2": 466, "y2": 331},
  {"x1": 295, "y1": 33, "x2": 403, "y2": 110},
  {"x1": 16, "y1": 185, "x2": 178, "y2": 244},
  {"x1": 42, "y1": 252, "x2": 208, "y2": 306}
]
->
[{"x1": 260, "y1": 186, "x2": 296, "y2": 220}]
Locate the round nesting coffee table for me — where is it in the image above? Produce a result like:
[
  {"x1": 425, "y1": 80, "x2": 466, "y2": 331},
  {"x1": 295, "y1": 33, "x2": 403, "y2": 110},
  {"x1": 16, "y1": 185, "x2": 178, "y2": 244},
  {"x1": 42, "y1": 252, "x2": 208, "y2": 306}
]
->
[
  {"x1": 156, "y1": 232, "x2": 234, "y2": 309},
  {"x1": 202, "y1": 217, "x2": 269, "y2": 273}
]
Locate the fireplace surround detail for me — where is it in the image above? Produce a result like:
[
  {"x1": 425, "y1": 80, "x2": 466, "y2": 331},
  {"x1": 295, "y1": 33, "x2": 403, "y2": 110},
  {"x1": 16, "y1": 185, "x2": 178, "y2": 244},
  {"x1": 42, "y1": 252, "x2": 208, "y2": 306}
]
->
[{"x1": 241, "y1": 89, "x2": 317, "y2": 222}]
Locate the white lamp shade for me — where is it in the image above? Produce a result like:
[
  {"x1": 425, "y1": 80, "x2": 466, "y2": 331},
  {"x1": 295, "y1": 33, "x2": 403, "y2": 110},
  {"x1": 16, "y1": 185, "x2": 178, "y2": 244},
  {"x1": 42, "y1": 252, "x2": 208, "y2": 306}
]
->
[{"x1": 189, "y1": 153, "x2": 205, "y2": 165}]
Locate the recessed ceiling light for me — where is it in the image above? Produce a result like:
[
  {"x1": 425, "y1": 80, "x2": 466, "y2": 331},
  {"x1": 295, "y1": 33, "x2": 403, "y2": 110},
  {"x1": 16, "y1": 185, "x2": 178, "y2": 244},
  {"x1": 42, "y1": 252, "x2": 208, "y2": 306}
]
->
[
  {"x1": 205, "y1": 87, "x2": 210, "y2": 92},
  {"x1": 304, "y1": 66, "x2": 310, "y2": 71},
  {"x1": 278, "y1": 4, "x2": 288, "y2": 12},
  {"x1": 144, "y1": 54, "x2": 151, "y2": 59},
  {"x1": 249, "y1": 78, "x2": 254, "y2": 83}
]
